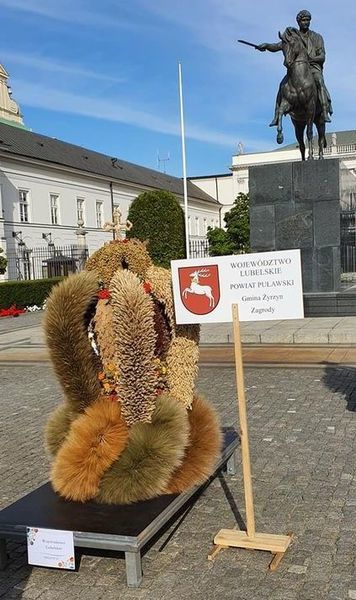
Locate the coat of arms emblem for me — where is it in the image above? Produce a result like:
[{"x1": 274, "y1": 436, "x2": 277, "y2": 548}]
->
[{"x1": 178, "y1": 265, "x2": 220, "y2": 315}]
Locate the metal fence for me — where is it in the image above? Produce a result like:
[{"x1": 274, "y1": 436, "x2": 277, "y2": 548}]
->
[
  {"x1": 5, "y1": 245, "x2": 89, "y2": 281},
  {"x1": 341, "y1": 210, "x2": 356, "y2": 276},
  {"x1": 189, "y1": 239, "x2": 209, "y2": 258},
  {"x1": 4, "y1": 240, "x2": 209, "y2": 281}
]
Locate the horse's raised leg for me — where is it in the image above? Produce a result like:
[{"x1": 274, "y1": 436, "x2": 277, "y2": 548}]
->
[
  {"x1": 276, "y1": 112, "x2": 284, "y2": 145},
  {"x1": 276, "y1": 99, "x2": 291, "y2": 145}
]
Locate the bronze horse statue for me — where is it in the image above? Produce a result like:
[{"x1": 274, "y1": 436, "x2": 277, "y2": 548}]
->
[{"x1": 275, "y1": 27, "x2": 326, "y2": 161}]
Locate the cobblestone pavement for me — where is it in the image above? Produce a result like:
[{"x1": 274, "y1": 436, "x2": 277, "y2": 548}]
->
[{"x1": 1, "y1": 365, "x2": 356, "y2": 600}]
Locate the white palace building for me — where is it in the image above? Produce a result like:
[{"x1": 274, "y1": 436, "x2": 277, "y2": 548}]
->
[{"x1": 0, "y1": 64, "x2": 220, "y2": 280}]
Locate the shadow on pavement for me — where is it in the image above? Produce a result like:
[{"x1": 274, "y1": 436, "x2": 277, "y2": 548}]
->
[
  {"x1": 218, "y1": 473, "x2": 246, "y2": 531},
  {"x1": 323, "y1": 365, "x2": 356, "y2": 412}
]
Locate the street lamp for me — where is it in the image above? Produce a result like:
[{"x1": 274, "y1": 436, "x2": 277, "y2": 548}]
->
[{"x1": 12, "y1": 230, "x2": 25, "y2": 247}]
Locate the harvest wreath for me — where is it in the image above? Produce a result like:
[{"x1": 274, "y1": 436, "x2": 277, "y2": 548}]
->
[{"x1": 44, "y1": 238, "x2": 222, "y2": 505}]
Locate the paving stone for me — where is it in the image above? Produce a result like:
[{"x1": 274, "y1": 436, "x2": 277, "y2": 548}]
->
[
  {"x1": 1, "y1": 365, "x2": 356, "y2": 599},
  {"x1": 288, "y1": 565, "x2": 308, "y2": 575}
]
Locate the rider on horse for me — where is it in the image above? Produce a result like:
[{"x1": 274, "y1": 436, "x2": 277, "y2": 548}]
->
[{"x1": 257, "y1": 10, "x2": 332, "y2": 126}]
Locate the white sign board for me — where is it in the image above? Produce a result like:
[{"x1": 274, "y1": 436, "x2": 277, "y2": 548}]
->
[
  {"x1": 171, "y1": 249, "x2": 303, "y2": 324},
  {"x1": 27, "y1": 527, "x2": 75, "y2": 570}
]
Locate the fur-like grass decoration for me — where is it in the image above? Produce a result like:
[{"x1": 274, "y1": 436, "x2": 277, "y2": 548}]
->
[
  {"x1": 51, "y1": 398, "x2": 129, "y2": 502},
  {"x1": 93, "y1": 299, "x2": 117, "y2": 368},
  {"x1": 96, "y1": 394, "x2": 189, "y2": 504},
  {"x1": 44, "y1": 271, "x2": 101, "y2": 411},
  {"x1": 165, "y1": 395, "x2": 222, "y2": 494},
  {"x1": 110, "y1": 269, "x2": 157, "y2": 425},
  {"x1": 45, "y1": 404, "x2": 76, "y2": 456},
  {"x1": 86, "y1": 239, "x2": 152, "y2": 286}
]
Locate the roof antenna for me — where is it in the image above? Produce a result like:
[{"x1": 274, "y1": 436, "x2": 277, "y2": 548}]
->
[{"x1": 156, "y1": 149, "x2": 170, "y2": 174}]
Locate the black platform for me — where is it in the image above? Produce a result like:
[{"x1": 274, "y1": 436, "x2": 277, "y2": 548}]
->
[{"x1": 0, "y1": 428, "x2": 238, "y2": 587}]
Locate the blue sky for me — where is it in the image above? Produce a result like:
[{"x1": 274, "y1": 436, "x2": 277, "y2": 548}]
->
[{"x1": 0, "y1": 0, "x2": 354, "y2": 177}]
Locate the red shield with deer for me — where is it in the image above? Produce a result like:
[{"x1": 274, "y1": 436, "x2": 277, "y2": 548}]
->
[{"x1": 178, "y1": 265, "x2": 220, "y2": 315}]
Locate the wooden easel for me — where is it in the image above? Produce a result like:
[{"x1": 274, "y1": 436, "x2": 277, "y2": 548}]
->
[{"x1": 210, "y1": 303, "x2": 292, "y2": 570}]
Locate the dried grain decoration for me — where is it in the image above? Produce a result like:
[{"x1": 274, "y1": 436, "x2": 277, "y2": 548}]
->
[
  {"x1": 45, "y1": 404, "x2": 76, "y2": 456},
  {"x1": 146, "y1": 265, "x2": 175, "y2": 329},
  {"x1": 96, "y1": 394, "x2": 189, "y2": 504},
  {"x1": 146, "y1": 265, "x2": 200, "y2": 406},
  {"x1": 44, "y1": 271, "x2": 101, "y2": 411},
  {"x1": 166, "y1": 333, "x2": 200, "y2": 408},
  {"x1": 86, "y1": 239, "x2": 152, "y2": 285},
  {"x1": 51, "y1": 398, "x2": 129, "y2": 502},
  {"x1": 93, "y1": 299, "x2": 117, "y2": 368},
  {"x1": 165, "y1": 395, "x2": 222, "y2": 494},
  {"x1": 146, "y1": 265, "x2": 199, "y2": 339},
  {"x1": 153, "y1": 302, "x2": 171, "y2": 358},
  {"x1": 110, "y1": 269, "x2": 157, "y2": 425}
]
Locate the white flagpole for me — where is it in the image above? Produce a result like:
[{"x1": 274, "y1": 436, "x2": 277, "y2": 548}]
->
[{"x1": 178, "y1": 62, "x2": 190, "y2": 259}]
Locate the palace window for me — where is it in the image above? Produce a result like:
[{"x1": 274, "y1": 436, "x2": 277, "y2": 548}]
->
[
  {"x1": 96, "y1": 201, "x2": 104, "y2": 228},
  {"x1": 50, "y1": 194, "x2": 60, "y2": 225},
  {"x1": 76, "y1": 198, "x2": 85, "y2": 225},
  {"x1": 19, "y1": 189, "x2": 29, "y2": 222}
]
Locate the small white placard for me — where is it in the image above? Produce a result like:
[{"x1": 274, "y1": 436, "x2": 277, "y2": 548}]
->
[
  {"x1": 171, "y1": 249, "x2": 303, "y2": 324},
  {"x1": 27, "y1": 527, "x2": 75, "y2": 570}
]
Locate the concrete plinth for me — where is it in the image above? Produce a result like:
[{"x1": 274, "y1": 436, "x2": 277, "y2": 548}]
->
[{"x1": 249, "y1": 158, "x2": 341, "y2": 294}]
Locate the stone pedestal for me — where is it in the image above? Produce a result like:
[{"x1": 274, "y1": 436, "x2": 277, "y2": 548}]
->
[{"x1": 249, "y1": 159, "x2": 341, "y2": 293}]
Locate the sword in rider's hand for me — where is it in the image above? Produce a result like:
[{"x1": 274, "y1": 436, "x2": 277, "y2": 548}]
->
[{"x1": 237, "y1": 39, "x2": 264, "y2": 50}]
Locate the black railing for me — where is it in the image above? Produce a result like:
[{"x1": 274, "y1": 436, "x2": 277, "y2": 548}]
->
[
  {"x1": 189, "y1": 239, "x2": 209, "y2": 258},
  {"x1": 341, "y1": 210, "x2": 356, "y2": 276},
  {"x1": 5, "y1": 245, "x2": 89, "y2": 281}
]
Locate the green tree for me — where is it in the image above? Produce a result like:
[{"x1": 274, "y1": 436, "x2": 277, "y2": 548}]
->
[
  {"x1": 206, "y1": 227, "x2": 234, "y2": 256},
  {"x1": 127, "y1": 189, "x2": 186, "y2": 267},
  {"x1": 0, "y1": 248, "x2": 7, "y2": 275},
  {"x1": 207, "y1": 193, "x2": 250, "y2": 256}
]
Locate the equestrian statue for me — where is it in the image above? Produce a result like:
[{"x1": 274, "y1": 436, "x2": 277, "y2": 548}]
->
[{"x1": 239, "y1": 10, "x2": 333, "y2": 160}]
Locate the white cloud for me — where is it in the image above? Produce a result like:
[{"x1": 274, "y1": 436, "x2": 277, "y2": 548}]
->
[
  {"x1": 2, "y1": 0, "x2": 354, "y2": 164},
  {"x1": 0, "y1": 0, "x2": 135, "y2": 29},
  {"x1": 13, "y1": 80, "x2": 238, "y2": 147},
  {"x1": 0, "y1": 51, "x2": 125, "y2": 83}
]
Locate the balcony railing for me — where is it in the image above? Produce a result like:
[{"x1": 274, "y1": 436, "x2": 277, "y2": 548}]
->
[{"x1": 336, "y1": 144, "x2": 356, "y2": 154}]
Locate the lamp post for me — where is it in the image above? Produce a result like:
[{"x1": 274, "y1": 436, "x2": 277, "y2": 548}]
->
[
  {"x1": 12, "y1": 231, "x2": 31, "y2": 279},
  {"x1": 42, "y1": 232, "x2": 55, "y2": 255}
]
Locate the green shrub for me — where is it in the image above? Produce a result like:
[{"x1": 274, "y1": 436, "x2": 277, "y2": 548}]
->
[
  {"x1": 127, "y1": 190, "x2": 186, "y2": 268},
  {"x1": 0, "y1": 277, "x2": 63, "y2": 309}
]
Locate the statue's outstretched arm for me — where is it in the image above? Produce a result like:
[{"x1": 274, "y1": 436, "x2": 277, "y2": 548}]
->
[{"x1": 257, "y1": 41, "x2": 282, "y2": 52}]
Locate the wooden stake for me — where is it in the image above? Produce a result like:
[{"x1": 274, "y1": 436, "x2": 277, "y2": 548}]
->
[
  {"x1": 231, "y1": 303, "x2": 255, "y2": 537},
  {"x1": 213, "y1": 303, "x2": 292, "y2": 569}
]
